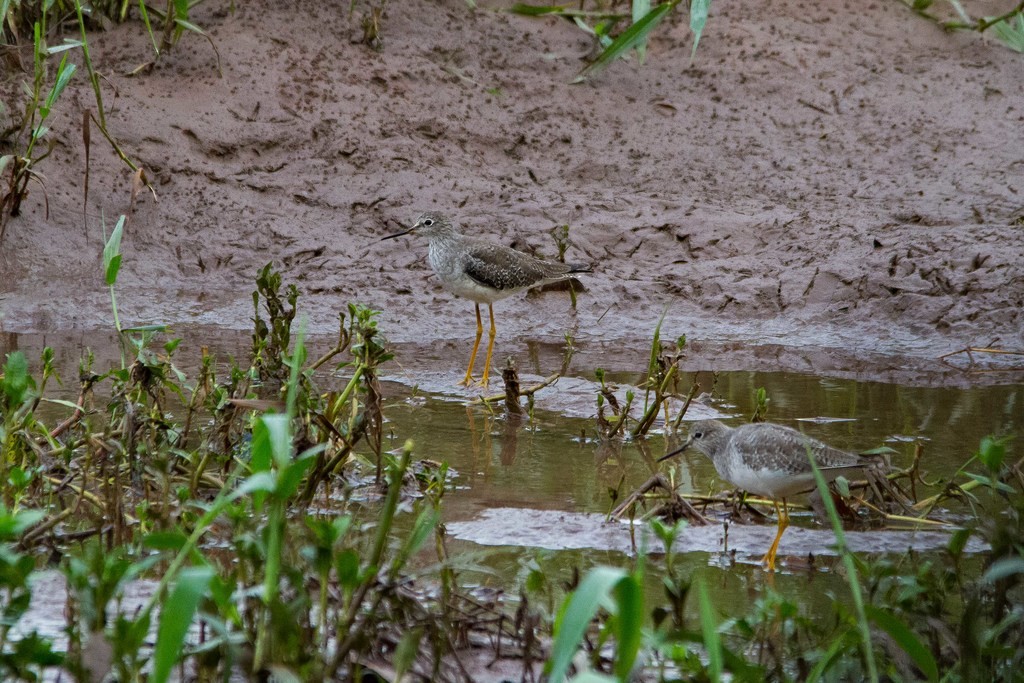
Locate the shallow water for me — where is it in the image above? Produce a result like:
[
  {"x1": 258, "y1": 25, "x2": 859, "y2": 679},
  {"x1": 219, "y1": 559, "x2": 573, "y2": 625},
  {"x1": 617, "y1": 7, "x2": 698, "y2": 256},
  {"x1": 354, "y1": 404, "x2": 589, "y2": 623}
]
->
[
  {"x1": 3, "y1": 328, "x2": 1021, "y2": 645},
  {"x1": 378, "y1": 364, "x2": 1015, "y2": 607}
]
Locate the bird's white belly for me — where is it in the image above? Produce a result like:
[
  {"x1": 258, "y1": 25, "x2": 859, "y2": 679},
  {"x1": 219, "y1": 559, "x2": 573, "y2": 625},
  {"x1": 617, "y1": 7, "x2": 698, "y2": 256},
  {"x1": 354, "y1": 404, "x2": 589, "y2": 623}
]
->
[
  {"x1": 727, "y1": 466, "x2": 816, "y2": 499},
  {"x1": 440, "y1": 277, "x2": 517, "y2": 304}
]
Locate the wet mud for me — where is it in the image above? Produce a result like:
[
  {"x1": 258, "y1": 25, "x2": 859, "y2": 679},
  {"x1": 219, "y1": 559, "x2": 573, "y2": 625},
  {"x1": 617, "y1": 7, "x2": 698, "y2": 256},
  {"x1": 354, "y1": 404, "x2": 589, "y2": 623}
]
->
[{"x1": 1, "y1": 0, "x2": 1022, "y2": 383}]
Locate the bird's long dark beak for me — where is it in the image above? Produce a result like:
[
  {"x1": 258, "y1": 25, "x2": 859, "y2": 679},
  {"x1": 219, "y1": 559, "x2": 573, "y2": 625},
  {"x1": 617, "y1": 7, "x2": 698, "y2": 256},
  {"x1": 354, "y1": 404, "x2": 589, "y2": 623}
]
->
[
  {"x1": 381, "y1": 226, "x2": 415, "y2": 241},
  {"x1": 658, "y1": 438, "x2": 692, "y2": 463}
]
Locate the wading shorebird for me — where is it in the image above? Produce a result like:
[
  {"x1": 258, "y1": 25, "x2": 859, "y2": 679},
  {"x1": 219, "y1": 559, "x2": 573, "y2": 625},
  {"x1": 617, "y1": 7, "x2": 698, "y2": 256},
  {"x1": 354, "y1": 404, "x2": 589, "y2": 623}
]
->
[
  {"x1": 382, "y1": 212, "x2": 591, "y2": 387},
  {"x1": 660, "y1": 419, "x2": 881, "y2": 571}
]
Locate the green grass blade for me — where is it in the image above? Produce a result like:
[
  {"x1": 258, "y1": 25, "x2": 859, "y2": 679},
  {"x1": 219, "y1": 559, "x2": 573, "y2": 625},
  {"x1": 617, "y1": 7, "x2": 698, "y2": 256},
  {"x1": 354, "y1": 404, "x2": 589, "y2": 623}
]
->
[
  {"x1": 865, "y1": 605, "x2": 938, "y2": 682},
  {"x1": 632, "y1": 0, "x2": 652, "y2": 64},
  {"x1": 508, "y1": 3, "x2": 566, "y2": 16},
  {"x1": 807, "y1": 444, "x2": 878, "y2": 683},
  {"x1": 137, "y1": 0, "x2": 161, "y2": 56},
  {"x1": 574, "y1": 1, "x2": 676, "y2": 83},
  {"x1": 689, "y1": 0, "x2": 711, "y2": 62},
  {"x1": 151, "y1": 565, "x2": 214, "y2": 683},
  {"x1": 695, "y1": 577, "x2": 722, "y2": 682},
  {"x1": 547, "y1": 566, "x2": 628, "y2": 681}
]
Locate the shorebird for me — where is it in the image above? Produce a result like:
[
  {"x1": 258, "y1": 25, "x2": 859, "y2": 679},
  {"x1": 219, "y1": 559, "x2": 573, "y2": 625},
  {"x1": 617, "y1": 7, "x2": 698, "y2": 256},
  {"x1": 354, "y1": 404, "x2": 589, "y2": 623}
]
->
[
  {"x1": 382, "y1": 212, "x2": 591, "y2": 386},
  {"x1": 660, "y1": 419, "x2": 878, "y2": 571}
]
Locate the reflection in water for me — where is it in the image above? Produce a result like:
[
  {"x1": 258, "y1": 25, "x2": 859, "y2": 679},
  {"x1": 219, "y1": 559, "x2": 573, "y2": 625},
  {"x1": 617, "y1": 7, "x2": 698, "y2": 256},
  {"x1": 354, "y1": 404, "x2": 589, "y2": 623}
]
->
[
  {"x1": 4, "y1": 330, "x2": 1019, "y2": 628},
  {"x1": 500, "y1": 413, "x2": 523, "y2": 466}
]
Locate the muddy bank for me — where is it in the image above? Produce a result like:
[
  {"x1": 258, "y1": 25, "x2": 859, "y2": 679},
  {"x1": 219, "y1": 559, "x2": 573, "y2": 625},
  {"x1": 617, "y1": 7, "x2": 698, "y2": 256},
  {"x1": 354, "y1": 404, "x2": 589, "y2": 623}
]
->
[{"x1": 1, "y1": 0, "x2": 1022, "y2": 380}]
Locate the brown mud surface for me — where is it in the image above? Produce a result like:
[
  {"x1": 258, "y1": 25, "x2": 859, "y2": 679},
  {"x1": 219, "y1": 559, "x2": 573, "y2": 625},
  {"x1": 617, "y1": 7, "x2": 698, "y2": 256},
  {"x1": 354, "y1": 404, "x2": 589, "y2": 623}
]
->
[{"x1": 2, "y1": 0, "x2": 1022, "y2": 383}]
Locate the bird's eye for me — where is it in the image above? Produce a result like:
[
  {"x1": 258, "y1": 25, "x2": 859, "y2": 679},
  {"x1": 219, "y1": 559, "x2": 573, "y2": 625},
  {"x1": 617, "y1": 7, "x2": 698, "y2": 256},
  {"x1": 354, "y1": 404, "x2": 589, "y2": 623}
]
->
[{"x1": 422, "y1": 218, "x2": 434, "y2": 227}]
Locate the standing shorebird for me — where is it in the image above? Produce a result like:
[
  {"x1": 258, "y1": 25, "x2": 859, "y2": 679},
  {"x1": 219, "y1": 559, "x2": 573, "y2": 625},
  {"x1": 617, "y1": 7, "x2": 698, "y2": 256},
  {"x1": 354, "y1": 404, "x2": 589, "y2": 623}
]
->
[
  {"x1": 382, "y1": 212, "x2": 591, "y2": 386},
  {"x1": 660, "y1": 419, "x2": 879, "y2": 571}
]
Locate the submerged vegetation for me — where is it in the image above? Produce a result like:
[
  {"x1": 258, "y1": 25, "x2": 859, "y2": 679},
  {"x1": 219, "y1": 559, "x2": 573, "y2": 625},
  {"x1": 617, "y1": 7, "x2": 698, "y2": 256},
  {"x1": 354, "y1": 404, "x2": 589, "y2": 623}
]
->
[{"x1": 0, "y1": 255, "x2": 1020, "y2": 680}]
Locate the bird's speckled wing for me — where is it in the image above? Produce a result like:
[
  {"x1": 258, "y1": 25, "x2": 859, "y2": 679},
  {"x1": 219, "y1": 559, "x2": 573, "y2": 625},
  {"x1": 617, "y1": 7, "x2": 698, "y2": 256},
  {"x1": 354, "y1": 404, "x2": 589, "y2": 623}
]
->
[
  {"x1": 462, "y1": 240, "x2": 576, "y2": 291},
  {"x1": 730, "y1": 423, "x2": 863, "y2": 476}
]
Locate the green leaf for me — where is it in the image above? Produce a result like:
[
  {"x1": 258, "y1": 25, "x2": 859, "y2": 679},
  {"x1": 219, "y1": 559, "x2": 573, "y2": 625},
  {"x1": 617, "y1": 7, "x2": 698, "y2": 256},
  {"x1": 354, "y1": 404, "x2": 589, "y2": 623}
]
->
[
  {"x1": 688, "y1": 0, "x2": 711, "y2": 62},
  {"x1": 46, "y1": 39, "x2": 84, "y2": 54},
  {"x1": 978, "y1": 435, "x2": 1006, "y2": 471},
  {"x1": 394, "y1": 507, "x2": 440, "y2": 570},
  {"x1": 46, "y1": 55, "x2": 77, "y2": 109},
  {"x1": 39, "y1": 397, "x2": 82, "y2": 410},
  {"x1": 262, "y1": 413, "x2": 293, "y2": 469},
  {"x1": 865, "y1": 605, "x2": 938, "y2": 682},
  {"x1": 231, "y1": 472, "x2": 276, "y2": 501},
  {"x1": 696, "y1": 577, "x2": 722, "y2": 682},
  {"x1": 275, "y1": 445, "x2": 321, "y2": 499},
  {"x1": 859, "y1": 445, "x2": 899, "y2": 455},
  {"x1": 612, "y1": 574, "x2": 643, "y2": 679},
  {"x1": 173, "y1": 17, "x2": 208, "y2": 35},
  {"x1": 574, "y1": 2, "x2": 676, "y2": 83},
  {"x1": 834, "y1": 475, "x2": 851, "y2": 498},
  {"x1": 143, "y1": 531, "x2": 190, "y2": 551},
  {"x1": 947, "y1": 527, "x2": 972, "y2": 556},
  {"x1": 964, "y1": 472, "x2": 1015, "y2": 494},
  {"x1": 547, "y1": 566, "x2": 628, "y2": 681},
  {"x1": 982, "y1": 557, "x2": 1024, "y2": 583},
  {"x1": 151, "y1": 566, "x2": 214, "y2": 683},
  {"x1": 806, "y1": 628, "x2": 855, "y2": 682},
  {"x1": 2, "y1": 351, "x2": 31, "y2": 406},
  {"x1": 103, "y1": 216, "x2": 126, "y2": 285},
  {"x1": 251, "y1": 414, "x2": 292, "y2": 474},
  {"x1": 990, "y1": 13, "x2": 1024, "y2": 53},
  {"x1": 393, "y1": 627, "x2": 424, "y2": 680},
  {"x1": 335, "y1": 548, "x2": 361, "y2": 590},
  {"x1": 4, "y1": 508, "x2": 45, "y2": 537}
]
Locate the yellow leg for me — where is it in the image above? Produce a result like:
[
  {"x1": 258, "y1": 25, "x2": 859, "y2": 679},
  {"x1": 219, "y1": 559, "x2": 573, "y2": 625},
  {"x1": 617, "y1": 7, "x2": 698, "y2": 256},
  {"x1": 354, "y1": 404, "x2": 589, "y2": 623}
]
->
[
  {"x1": 762, "y1": 498, "x2": 790, "y2": 572},
  {"x1": 479, "y1": 304, "x2": 497, "y2": 386},
  {"x1": 461, "y1": 305, "x2": 483, "y2": 386}
]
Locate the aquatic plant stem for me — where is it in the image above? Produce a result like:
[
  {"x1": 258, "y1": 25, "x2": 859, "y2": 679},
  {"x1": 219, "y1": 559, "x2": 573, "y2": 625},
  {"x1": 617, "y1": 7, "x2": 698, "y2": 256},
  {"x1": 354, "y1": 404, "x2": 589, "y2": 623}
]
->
[
  {"x1": 254, "y1": 500, "x2": 284, "y2": 669},
  {"x1": 136, "y1": 481, "x2": 243, "y2": 637},
  {"x1": 808, "y1": 446, "x2": 878, "y2": 683},
  {"x1": 329, "y1": 441, "x2": 413, "y2": 672}
]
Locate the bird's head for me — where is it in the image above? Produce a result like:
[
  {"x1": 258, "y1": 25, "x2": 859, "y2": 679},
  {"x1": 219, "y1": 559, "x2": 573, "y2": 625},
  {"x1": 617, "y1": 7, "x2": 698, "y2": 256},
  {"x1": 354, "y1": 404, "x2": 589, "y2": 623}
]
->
[
  {"x1": 658, "y1": 420, "x2": 729, "y2": 462},
  {"x1": 381, "y1": 212, "x2": 456, "y2": 241}
]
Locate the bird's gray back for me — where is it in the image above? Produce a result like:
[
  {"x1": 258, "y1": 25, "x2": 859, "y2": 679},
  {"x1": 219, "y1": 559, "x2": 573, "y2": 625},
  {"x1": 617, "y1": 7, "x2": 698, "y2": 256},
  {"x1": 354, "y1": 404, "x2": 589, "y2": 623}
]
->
[
  {"x1": 727, "y1": 423, "x2": 861, "y2": 474},
  {"x1": 461, "y1": 239, "x2": 580, "y2": 292}
]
